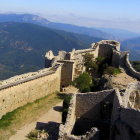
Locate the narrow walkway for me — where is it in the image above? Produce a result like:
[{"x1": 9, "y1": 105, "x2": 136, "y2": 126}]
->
[{"x1": 9, "y1": 102, "x2": 63, "y2": 140}]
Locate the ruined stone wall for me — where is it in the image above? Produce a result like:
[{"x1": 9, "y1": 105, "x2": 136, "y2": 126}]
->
[
  {"x1": 59, "y1": 83, "x2": 140, "y2": 140},
  {"x1": 59, "y1": 95, "x2": 76, "y2": 139},
  {"x1": 92, "y1": 44, "x2": 99, "y2": 58},
  {"x1": 122, "y1": 53, "x2": 140, "y2": 81},
  {"x1": 112, "y1": 50, "x2": 121, "y2": 67},
  {"x1": 75, "y1": 90, "x2": 115, "y2": 120},
  {"x1": 0, "y1": 65, "x2": 62, "y2": 119},
  {"x1": 111, "y1": 49, "x2": 140, "y2": 82},
  {"x1": 98, "y1": 44, "x2": 114, "y2": 60},
  {"x1": 58, "y1": 60, "x2": 75, "y2": 87},
  {"x1": 59, "y1": 95, "x2": 100, "y2": 140},
  {"x1": 111, "y1": 83, "x2": 140, "y2": 140},
  {"x1": 98, "y1": 40, "x2": 120, "y2": 61}
]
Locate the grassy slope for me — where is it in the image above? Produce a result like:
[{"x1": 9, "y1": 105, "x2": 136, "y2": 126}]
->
[{"x1": 0, "y1": 93, "x2": 63, "y2": 140}]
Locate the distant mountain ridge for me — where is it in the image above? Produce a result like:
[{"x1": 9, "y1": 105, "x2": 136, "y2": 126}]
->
[
  {"x1": 0, "y1": 13, "x2": 140, "y2": 41},
  {"x1": 0, "y1": 22, "x2": 102, "y2": 80},
  {"x1": 0, "y1": 14, "x2": 139, "y2": 79},
  {"x1": 0, "y1": 14, "x2": 50, "y2": 25},
  {"x1": 0, "y1": 14, "x2": 114, "y2": 39},
  {"x1": 95, "y1": 27, "x2": 140, "y2": 40}
]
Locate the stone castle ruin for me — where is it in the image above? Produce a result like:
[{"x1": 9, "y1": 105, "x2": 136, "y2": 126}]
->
[
  {"x1": 0, "y1": 40, "x2": 140, "y2": 140},
  {"x1": 59, "y1": 83, "x2": 140, "y2": 140}
]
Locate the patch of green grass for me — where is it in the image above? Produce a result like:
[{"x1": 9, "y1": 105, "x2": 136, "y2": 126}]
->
[{"x1": 0, "y1": 92, "x2": 62, "y2": 140}]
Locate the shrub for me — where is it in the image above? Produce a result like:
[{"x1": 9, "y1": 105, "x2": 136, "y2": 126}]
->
[
  {"x1": 27, "y1": 129, "x2": 38, "y2": 140},
  {"x1": 73, "y1": 72, "x2": 92, "y2": 92},
  {"x1": 83, "y1": 53, "x2": 107, "y2": 77},
  {"x1": 27, "y1": 129, "x2": 49, "y2": 140}
]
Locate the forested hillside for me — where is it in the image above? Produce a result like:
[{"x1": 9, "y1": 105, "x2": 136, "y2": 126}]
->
[
  {"x1": 0, "y1": 22, "x2": 102, "y2": 80},
  {"x1": 0, "y1": 14, "x2": 140, "y2": 61}
]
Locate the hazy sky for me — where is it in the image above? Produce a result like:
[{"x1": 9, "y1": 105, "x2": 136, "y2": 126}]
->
[{"x1": 0, "y1": 0, "x2": 140, "y2": 32}]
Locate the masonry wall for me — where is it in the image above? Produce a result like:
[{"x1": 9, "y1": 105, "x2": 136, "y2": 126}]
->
[
  {"x1": 58, "y1": 61, "x2": 75, "y2": 87},
  {"x1": 98, "y1": 44, "x2": 114, "y2": 60},
  {"x1": 75, "y1": 90, "x2": 115, "y2": 119},
  {"x1": 59, "y1": 90, "x2": 115, "y2": 140},
  {"x1": 112, "y1": 50, "x2": 121, "y2": 67},
  {"x1": 0, "y1": 66, "x2": 61, "y2": 119},
  {"x1": 122, "y1": 53, "x2": 140, "y2": 81},
  {"x1": 111, "y1": 86, "x2": 140, "y2": 140},
  {"x1": 59, "y1": 95, "x2": 100, "y2": 140},
  {"x1": 111, "y1": 50, "x2": 140, "y2": 81},
  {"x1": 59, "y1": 95, "x2": 76, "y2": 140},
  {"x1": 92, "y1": 45, "x2": 99, "y2": 58}
]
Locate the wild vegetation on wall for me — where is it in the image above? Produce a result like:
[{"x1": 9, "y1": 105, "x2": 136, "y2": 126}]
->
[{"x1": 73, "y1": 53, "x2": 122, "y2": 92}]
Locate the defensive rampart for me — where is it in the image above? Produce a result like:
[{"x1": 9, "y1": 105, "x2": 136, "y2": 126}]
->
[
  {"x1": 0, "y1": 65, "x2": 62, "y2": 119},
  {"x1": 111, "y1": 48, "x2": 140, "y2": 82},
  {"x1": 122, "y1": 53, "x2": 140, "y2": 81}
]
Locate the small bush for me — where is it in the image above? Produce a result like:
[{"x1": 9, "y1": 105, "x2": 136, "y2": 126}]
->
[
  {"x1": 27, "y1": 129, "x2": 38, "y2": 139},
  {"x1": 83, "y1": 53, "x2": 109, "y2": 77},
  {"x1": 27, "y1": 129, "x2": 49, "y2": 140},
  {"x1": 104, "y1": 66, "x2": 121, "y2": 75},
  {"x1": 73, "y1": 72, "x2": 92, "y2": 92}
]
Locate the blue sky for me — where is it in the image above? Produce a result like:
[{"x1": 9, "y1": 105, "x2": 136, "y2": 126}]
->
[{"x1": 0, "y1": 0, "x2": 140, "y2": 32}]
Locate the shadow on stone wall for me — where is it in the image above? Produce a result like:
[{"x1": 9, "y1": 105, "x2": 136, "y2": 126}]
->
[{"x1": 72, "y1": 94, "x2": 114, "y2": 140}]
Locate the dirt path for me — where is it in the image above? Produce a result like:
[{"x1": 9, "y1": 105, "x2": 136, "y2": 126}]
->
[{"x1": 9, "y1": 102, "x2": 63, "y2": 140}]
